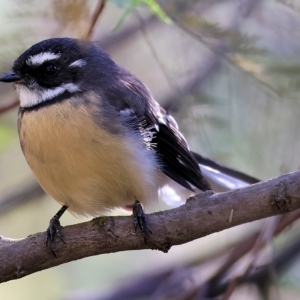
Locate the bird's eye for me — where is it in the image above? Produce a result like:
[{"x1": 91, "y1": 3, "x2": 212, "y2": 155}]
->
[{"x1": 43, "y1": 63, "x2": 57, "y2": 76}]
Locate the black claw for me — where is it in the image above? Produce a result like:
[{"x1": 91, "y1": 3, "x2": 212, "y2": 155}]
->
[
  {"x1": 46, "y1": 205, "x2": 68, "y2": 257},
  {"x1": 46, "y1": 217, "x2": 65, "y2": 257},
  {"x1": 132, "y1": 200, "x2": 152, "y2": 243}
]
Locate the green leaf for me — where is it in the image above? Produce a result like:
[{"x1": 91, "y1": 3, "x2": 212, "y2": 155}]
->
[
  {"x1": 143, "y1": 0, "x2": 171, "y2": 24},
  {"x1": 110, "y1": 0, "x2": 171, "y2": 30},
  {"x1": 110, "y1": 0, "x2": 141, "y2": 30},
  {"x1": 0, "y1": 125, "x2": 15, "y2": 152}
]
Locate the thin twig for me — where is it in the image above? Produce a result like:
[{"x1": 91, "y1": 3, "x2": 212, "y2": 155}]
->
[
  {"x1": 156, "y1": 0, "x2": 283, "y2": 98},
  {"x1": 135, "y1": 11, "x2": 180, "y2": 96},
  {"x1": 170, "y1": 210, "x2": 300, "y2": 299},
  {"x1": 210, "y1": 210, "x2": 300, "y2": 284},
  {"x1": 221, "y1": 216, "x2": 281, "y2": 300},
  {"x1": 0, "y1": 99, "x2": 19, "y2": 115},
  {"x1": 84, "y1": 0, "x2": 106, "y2": 40},
  {"x1": 206, "y1": 231, "x2": 300, "y2": 298},
  {"x1": 0, "y1": 181, "x2": 44, "y2": 215}
]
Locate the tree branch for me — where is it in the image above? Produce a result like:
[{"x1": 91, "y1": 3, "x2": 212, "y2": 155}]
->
[
  {"x1": 0, "y1": 99, "x2": 19, "y2": 115},
  {"x1": 83, "y1": 0, "x2": 106, "y2": 40},
  {"x1": 1, "y1": 170, "x2": 300, "y2": 283}
]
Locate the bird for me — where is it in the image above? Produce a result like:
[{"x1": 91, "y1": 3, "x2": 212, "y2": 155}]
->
[{"x1": 0, "y1": 38, "x2": 259, "y2": 256}]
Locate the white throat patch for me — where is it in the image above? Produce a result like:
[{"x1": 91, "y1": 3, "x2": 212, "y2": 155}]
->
[
  {"x1": 26, "y1": 52, "x2": 61, "y2": 66},
  {"x1": 16, "y1": 83, "x2": 80, "y2": 108}
]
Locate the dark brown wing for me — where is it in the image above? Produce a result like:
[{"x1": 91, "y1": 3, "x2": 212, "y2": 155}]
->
[{"x1": 112, "y1": 73, "x2": 211, "y2": 192}]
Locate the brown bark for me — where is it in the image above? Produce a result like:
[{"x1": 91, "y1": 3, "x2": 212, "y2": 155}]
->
[{"x1": 0, "y1": 170, "x2": 300, "y2": 283}]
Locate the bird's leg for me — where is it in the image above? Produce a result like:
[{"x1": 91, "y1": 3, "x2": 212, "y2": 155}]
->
[
  {"x1": 132, "y1": 200, "x2": 152, "y2": 243},
  {"x1": 46, "y1": 205, "x2": 68, "y2": 257}
]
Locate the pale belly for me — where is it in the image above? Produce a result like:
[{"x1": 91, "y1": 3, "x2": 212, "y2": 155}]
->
[{"x1": 18, "y1": 99, "x2": 161, "y2": 216}]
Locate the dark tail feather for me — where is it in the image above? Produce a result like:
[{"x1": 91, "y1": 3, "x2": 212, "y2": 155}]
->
[{"x1": 192, "y1": 151, "x2": 260, "y2": 192}]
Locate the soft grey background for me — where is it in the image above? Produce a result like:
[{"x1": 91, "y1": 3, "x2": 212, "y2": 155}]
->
[{"x1": 1, "y1": 0, "x2": 300, "y2": 299}]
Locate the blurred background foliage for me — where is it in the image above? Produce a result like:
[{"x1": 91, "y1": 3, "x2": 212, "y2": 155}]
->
[{"x1": 1, "y1": 0, "x2": 300, "y2": 299}]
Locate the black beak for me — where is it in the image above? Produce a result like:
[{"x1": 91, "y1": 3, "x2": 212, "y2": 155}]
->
[{"x1": 0, "y1": 72, "x2": 21, "y2": 83}]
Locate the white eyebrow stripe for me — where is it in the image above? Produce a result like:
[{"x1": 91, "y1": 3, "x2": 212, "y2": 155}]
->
[
  {"x1": 26, "y1": 52, "x2": 61, "y2": 66},
  {"x1": 69, "y1": 59, "x2": 86, "y2": 68}
]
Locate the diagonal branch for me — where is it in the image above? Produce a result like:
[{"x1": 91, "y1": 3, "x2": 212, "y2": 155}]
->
[
  {"x1": 84, "y1": 0, "x2": 106, "y2": 40},
  {"x1": 0, "y1": 99, "x2": 19, "y2": 115},
  {"x1": 1, "y1": 170, "x2": 300, "y2": 283}
]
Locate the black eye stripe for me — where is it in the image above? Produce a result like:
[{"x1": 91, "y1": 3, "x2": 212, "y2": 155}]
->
[
  {"x1": 43, "y1": 63, "x2": 57, "y2": 76},
  {"x1": 17, "y1": 54, "x2": 82, "y2": 89}
]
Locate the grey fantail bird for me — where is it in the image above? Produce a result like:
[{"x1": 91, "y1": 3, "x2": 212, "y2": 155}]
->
[{"x1": 0, "y1": 38, "x2": 258, "y2": 256}]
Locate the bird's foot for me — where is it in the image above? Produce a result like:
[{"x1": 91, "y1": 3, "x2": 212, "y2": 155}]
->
[
  {"x1": 46, "y1": 216, "x2": 65, "y2": 257},
  {"x1": 132, "y1": 200, "x2": 152, "y2": 243}
]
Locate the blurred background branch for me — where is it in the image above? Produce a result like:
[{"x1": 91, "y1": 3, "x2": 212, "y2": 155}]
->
[{"x1": 0, "y1": 99, "x2": 19, "y2": 114}]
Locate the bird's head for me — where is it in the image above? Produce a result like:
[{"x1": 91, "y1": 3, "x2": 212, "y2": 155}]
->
[{"x1": 0, "y1": 38, "x2": 113, "y2": 108}]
